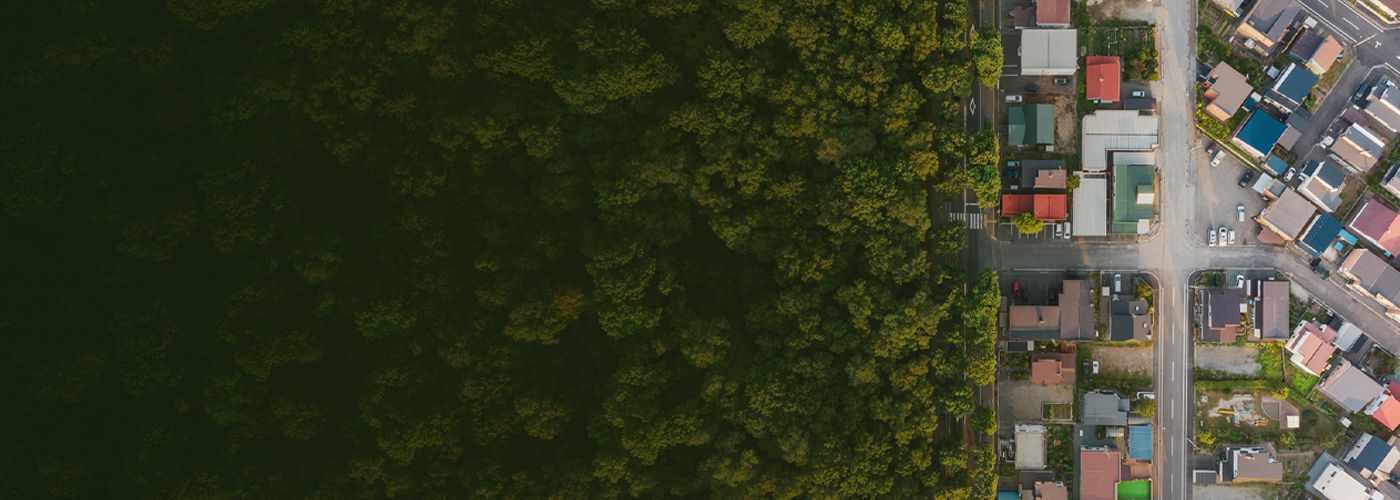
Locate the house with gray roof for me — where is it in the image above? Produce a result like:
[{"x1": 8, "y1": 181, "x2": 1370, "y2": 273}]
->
[
  {"x1": 1366, "y1": 87, "x2": 1400, "y2": 134},
  {"x1": 1254, "y1": 280, "x2": 1290, "y2": 341},
  {"x1": 1318, "y1": 360, "x2": 1384, "y2": 413},
  {"x1": 1059, "y1": 279, "x2": 1096, "y2": 340},
  {"x1": 1110, "y1": 299, "x2": 1151, "y2": 341},
  {"x1": 1330, "y1": 123, "x2": 1387, "y2": 173},
  {"x1": 1019, "y1": 159, "x2": 1067, "y2": 190},
  {"x1": 1221, "y1": 444, "x2": 1283, "y2": 483},
  {"x1": 1343, "y1": 433, "x2": 1400, "y2": 484},
  {"x1": 1297, "y1": 160, "x2": 1347, "y2": 212},
  {"x1": 1258, "y1": 189, "x2": 1319, "y2": 242},
  {"x1": 1237, "y1": 0, "x2": 1301, "y2": 53},
  {"x1": 1338, "y1": 248, "x2": 1400, "y2": 320},
  {"x1": 1082, "y1": 391, "x2": 1129, "y2": 427},
  {"x1": 1203, "y1": 287, "x2": 1244, "y2": 343}
]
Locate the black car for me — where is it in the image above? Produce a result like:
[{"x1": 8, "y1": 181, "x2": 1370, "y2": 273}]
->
[
  {"x1": 1238, "y1": 170, "x2": 1255, "y2": 188},
  {"x1": 1025, "y1": 83, "x2": 1039, "y2": 93}
]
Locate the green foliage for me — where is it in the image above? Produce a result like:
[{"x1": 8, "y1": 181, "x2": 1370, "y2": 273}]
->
[
  {"x1": 0, "y1": 0, "x2": 996, "y2": 498},
  {"x1": 1066, "y1": 173, "x2": 1081, "y2": 191},
  {"x1": 971, "y1": 28, "x2": 1003, "y2": 87},
  {"x1": 1132, "y1": 397, "x2": 1156, "y2": 417},
  {"x1": 1013, "y1": 213, "x2": 1045, "y2": 234}
]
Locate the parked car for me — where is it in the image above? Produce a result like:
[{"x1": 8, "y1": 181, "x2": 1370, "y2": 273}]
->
[
  {"x1": 1025, "y1": 83, "x2": 1039, "y2": 93},
  {"x1": 1063, "y1": 222, "x2": 1071, "y2": 239},
  {"x1": 1283, "y1": 167, "x2": 1297, "y2": 181},
  {"x1": 1228, "y1": 229, "x2": 1236, "y2": 245},
  {"x1": 1236, "y1": 274, "x2": 1246, "y2": 288},
  {"x1": 1219, "y1": 226, "x2": 1228, "y2": 245},
  {"x1": 1055, "y1": 223, "x2": 1065, "y2": 238},
  {"x1": 1208, "y1": 228, "x2": 1217, "y2": 246},
  {"x1": 1053, "y1": 77, "x2": 1070, "y2": 85},
  {"x1": 1211, "y1": 150, "x2": 1225, "y2": 167},
  {"x1": 1130, "y1": 90, "x2": 1146, "y2": 98},
  {"x1": 1205, "y1": 142, "x2": 1218, "y2": 156},
  {"x1": 1238, "y1": 170, "x2": 1255, "y2": 188},
  {"x1": 1237, "y1": 203, "x2": 1245, "y2": 222},
  {"x1": 1007, "y1": 160, "x2": 1021, "y2": 167},
  {"x1": 1114, "y1": 273, "x2": 1122, "y2": 293},
  {"x1": 1092, "y1": 361, "x2": 1100, "y2": 375},
  {"x1": 1006, "y1": 94, "x2": 1023, "y2": 103}
]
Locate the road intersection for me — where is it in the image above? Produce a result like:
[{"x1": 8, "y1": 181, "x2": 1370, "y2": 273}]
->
[{"x1": 976, "y1": 1, "x2": 1400, "y2": 497}]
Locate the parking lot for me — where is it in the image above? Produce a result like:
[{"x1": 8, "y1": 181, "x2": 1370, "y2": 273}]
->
[{"x1": 1192, "y1": 145, "x2": 1269, "y2": 246}]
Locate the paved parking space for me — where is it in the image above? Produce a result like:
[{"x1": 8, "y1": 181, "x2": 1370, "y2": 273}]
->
[
  {"x1": 1191, "y1": 145, "x2": 1268, "y2": 247},
  {"x1": 997, "y1": 221, "x2": 1073, "y2": 241}
]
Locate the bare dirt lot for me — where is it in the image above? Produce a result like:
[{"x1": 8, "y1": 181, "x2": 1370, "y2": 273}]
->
[
  {"x1": 1194, "y1": 345, "x2": 1260, "y2": 376},
  {"x1": 1090, "y1": 345, "x2": 1152, "y2": 376},
  {"x1": 1052, "y1": 96, "x2": 1076, "y2": 153},
  {"x1": 1086, "y1": 0, "x2": 1157, "y2": 24},
  {"x1": 1192, "y1": 485, "x2": 1272, "y2": 500},
  {"x1": 998, "y1": 381, "x2": 1074, "y2": 422}
]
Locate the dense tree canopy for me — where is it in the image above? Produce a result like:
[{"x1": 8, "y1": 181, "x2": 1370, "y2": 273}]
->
[{"x1": 1, "y1": 0, "x2": 998, "y2": 498}]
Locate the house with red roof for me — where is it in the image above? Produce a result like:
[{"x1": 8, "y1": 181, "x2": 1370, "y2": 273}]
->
[
  {"x1": 1086, "y1": 56, "x2": 1122, "y2": 104},
  {"x1": 1366, "y1": 383, "x2": 1400, "y2": 432},
  {"x1": 1349, "y1": 199, "x2": 1400, "y2": 257},
  {"x1": 1002, "y1": 194, "x2": 1068, "y2": 221},
  {"x1": 1078, "y1": 447, "x2": 1122, "y2": 500},
  {"x1": 1030, "y1": 352, "x2": 1076, "y2": 385},
  {"x1": 1284, "y1": 322, "x2": 1338, "y2": 377},
  {"x1": 1036, "y1": 0, "x2": 1071, "y2": 27}
]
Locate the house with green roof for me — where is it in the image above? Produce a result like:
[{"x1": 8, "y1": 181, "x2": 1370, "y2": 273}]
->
[
  {"x1": 1112, "y1": 165, "x2": 1156, "y2": 234},
  {"x1": 1008, "y1": 104, "x2": 1055, "y2": 146}
]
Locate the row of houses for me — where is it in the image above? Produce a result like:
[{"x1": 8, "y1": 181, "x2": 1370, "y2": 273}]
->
[
  {"x1": 1307, "y1": 433, "x2": 1400, "y2": 499},
  {"x1": 1007, "y1": 279, "x2": 1151, "y2": 342},
  {"x1": 1200, "y1": 279, "x2": 1290, "y2": 343}
]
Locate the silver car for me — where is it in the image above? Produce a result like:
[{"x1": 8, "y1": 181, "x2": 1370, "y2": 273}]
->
[
  {"x1": 1209, "y1": 228, "x2": 1217, "y2": 246},
  {"x1": 1219, "y1": 226, "x2": 1229, "y2": 246}
]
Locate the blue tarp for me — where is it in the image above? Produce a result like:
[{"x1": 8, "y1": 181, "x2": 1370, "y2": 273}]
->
[
  {"x1": 1129, "y1": 424, "x2": 1153, "y2": 460},
  {"x1": 1299, "y1": 213, "x2": 1342, "y2": 257},
  {"x1": 1234, "y1": 111, "x2": 1286, "y2": 156}
]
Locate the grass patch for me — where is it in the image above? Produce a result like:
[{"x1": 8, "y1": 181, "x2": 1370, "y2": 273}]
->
[
  {"x1": 1043, "y1": 402, "x2": 1074, "y2": 421},
  {"x1": 1047, "y1": 425, "x2": 1074, "y2": 485},
  {"x1": 1257, "y1": 343, "x2": 1284, "y2": 381},
  {"x1": 1117, "y1": 480, "x2": 1151, "y2": 500}
]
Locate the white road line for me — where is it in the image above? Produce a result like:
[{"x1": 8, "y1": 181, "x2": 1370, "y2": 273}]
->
[{"x1": 1347, "y1": 18, "x2": 1362, "y2": 31}]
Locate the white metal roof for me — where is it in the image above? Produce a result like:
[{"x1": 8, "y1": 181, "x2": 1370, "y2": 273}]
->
[
  {"x1": 1020, "y1": 29, "x2": 1078, "y2": 76},
  {"x1": 1082, "y1": 111, "x2": 1160, "y2": 170},
  {"x1": 1073, "y1": 177, "x2": 1108, "y2": 236}
]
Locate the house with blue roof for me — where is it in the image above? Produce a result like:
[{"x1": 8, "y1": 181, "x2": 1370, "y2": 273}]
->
[
  {"x1": 1233, "y1": 110, "x2": 1287, "y2": 159},
  {"x1": 1298, "y1": 213, "x2": 1342, "y2": 257},
  {"x1": 1128, "y1": 424, "x2": 1153, "y2": 461},
  {"x1": 1342, "y1": 433, "x2": 1400, "y2": 482},
  {"x1": 1266, "y1": 63, "x2": 1319, "y2": 113},
  {"x1": 1263, "y1": 154, "x2": 1289, "y2": 177}
]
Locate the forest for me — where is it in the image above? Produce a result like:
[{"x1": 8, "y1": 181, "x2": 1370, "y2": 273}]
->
[{"x1": 0, "y1": 0, "x2": 1002, "y2": 497}]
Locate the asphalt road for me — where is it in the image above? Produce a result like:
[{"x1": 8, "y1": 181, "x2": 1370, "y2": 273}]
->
[{"x1": 974, "y1": 1, "x2": 1400, "y2": 498}]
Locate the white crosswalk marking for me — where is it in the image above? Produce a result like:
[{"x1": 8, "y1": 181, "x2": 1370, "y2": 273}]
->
[{"x1": 949, "y1": 212, "x2": 983, "y2": 230}]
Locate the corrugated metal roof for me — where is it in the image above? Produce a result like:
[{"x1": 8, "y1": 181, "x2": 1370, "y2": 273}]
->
[
  {"x1": 1020, "y1": 30, "x2": 1078, "y2": 75},
  {"x1": 1073, "y1": 177, "x2": 1109, "y2": 236},
  {"x1": 1128, "y1": 425, "x2": 1153, "y2": 460}
]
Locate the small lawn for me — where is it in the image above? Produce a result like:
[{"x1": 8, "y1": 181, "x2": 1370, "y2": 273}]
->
[{"x1": 1117, "y1": 480, "x2": 1151, "y2": 500}]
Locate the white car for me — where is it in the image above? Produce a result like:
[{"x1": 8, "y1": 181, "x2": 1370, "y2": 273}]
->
[
  {"x1": 1284, "y1": 168, "x2": 1297, "y2": 181},
  {"x1": 1131, "y1": 90, "x2": 1146, "y2": 98},
  {"x1": 1237, "y1": 203, "x2": 1245, "y2": 222},
  {"x1": 1006, "y1": 94, "x2": 1023, "y2": 103},
  {"x1": 1209, "y1": 228, "x2": 1218, "y2": 246},
  {"x1": 1063, "y1": 222, "x2": 1072, "y2": 239},
  {"x1": 1211, "y1": 150, "x2": 1225, "y2": 167},
  {"x1": 1237, "y1": 275, "x2": 1246, "y2": 288},
  {"x1": 1055, "y1": 223, "x2": 1065, "y2": 238},
  {"x1": 1114, "y1": 273, "x2": 1122, "y2": 293},
  {"x1": 1219, "y1": 226, "x2": 1228, "y2": 245},
  {"x1": 1228, "y1": 229, "x2": 1237, "y2": 245}
]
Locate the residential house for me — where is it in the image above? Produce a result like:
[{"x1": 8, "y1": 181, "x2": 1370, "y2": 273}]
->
[
  {"x1": 1020, "y1": 30, "x2": 1078, "y2": 76},
  {"x1": 1297, "y1": 160, "x2": 1347, "y2": 212},
  {"x1": 1082, "y1": 391, "x2": 1129, "y2": 427},
  {"x1": 1330, "y1": 123, "x2": 1387, "y2": 173},
  {"x1": 1079, "y1": 447, "x2": 1122, "y2": 500},
  {"x1": 1009, "y1": 305, "x2": 1062, "y2": 340},
  {"x1": 1383, "y1": 161, "x2": 1400, "y2": 200},
  {"x1": 1036, "y1": 0, "x2": 1071, "y2": 27},
  {"x1": 1309, "y1": 455, "x2": 1376, "y2": 499},
  {"x1": 1349, "y1": 199, "x2": 1400, "y2": 257},
  {"x1": 1019, "y1": 159, "x2": 1068, "y2": 190},
  {"x1": 1266, "y1": 63, "x2": 1319, "y2": 113},
  {"x1": 1112, "y1": 163, "x2": 1156, "y2": 234},
  {"x1": 1014, "y1": 424, "x2": 1047, "y2": 469},
  {"x1": 1059, "y1": 279, "x2": 1096, "y2": 340},
  {"x1": 1203, "y1": 62, "x2": 1252, "y2": 121},
  {"x1": 1128, "y1": 424, "x2": 1153, "y2": 461},
  {"x1": 1011, "y1": 6, "x2": 1036, "y2": 29},
  {"x1": 1289, "y1": 29, "x2": 1343, "y2": 75},
  {"x1": 1073, "y1": 177, "x2": 1109, "y2": 237},
  {"x1": 1318, "y1": 359, "x2": 1385, "y2": 413},
  {"x1": 1257, "y1": 189, "x2": 1319, "y2": 242},
  {"x1": 1285, "y1": 321, "x2": 1338, "y2": 376},
  {"x1": 1232, "y1": 109, "x2": 1287, "y2": 159},
  {"x1": 1002, "y1": 194, "x2": 1068, "y2": 221},
  {"x1": 1081, "y1": 110, "x2": 1160, "y2": 171},
  {"x1": 1030, "y1": 351, "x2": 1076, "y2": 384},
  {"x1": 1337, "y1": 248, "x2": 1400, "y2": 320},
  {"x1": 1203, "y1": 287, "x2": 1244, "y2": 343},
  {"x1": 1296, "y1": 213, "x2": 1343, "y2": 257},
  {"x1": 1343, "y1": 433, "x2": 1400, "y2": 483},
  {"x1": 1086, "y1": 56, "x2": 1121, "y2": 104},
  {"x1": 1221, "y1": 444, "x2": 1284, "y2": 482},
  {"x1": 1365, "y1": 86, "x2": 1400, "y2": 134},
  {"x1": 1336, "y1": 321, "x2": 1367, "y2": 352},
  {"x1": 1254, "y1": 280, "x2": 1290, "y2": 340},
  {"x1": 1366, "y1": 384, "x2": 1400, "y2": 433},
  {"x1": 1008, "y1": 104, "x2": 1056, "y2": 146},
  {"x1": 1110, "y1": 299, "x2": 1151, "y2": 341},
  {"x1": 1236, "y1": 0, "x2": 1302, "y2": 52}
]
